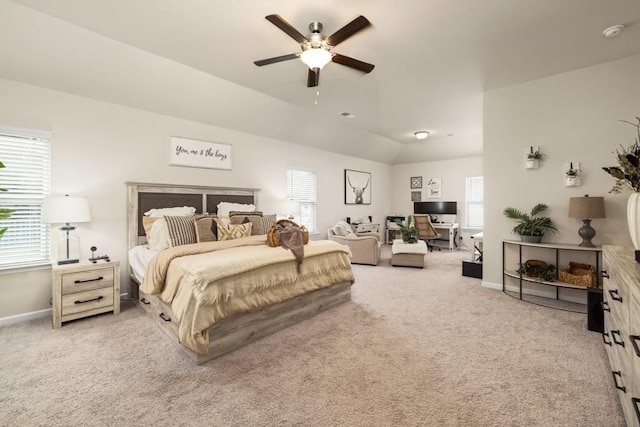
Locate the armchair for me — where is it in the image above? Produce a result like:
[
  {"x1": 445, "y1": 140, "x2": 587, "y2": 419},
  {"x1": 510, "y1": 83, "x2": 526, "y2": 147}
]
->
[{"x1": 327, "y1": 221, "x2": 381, "y2": 265}]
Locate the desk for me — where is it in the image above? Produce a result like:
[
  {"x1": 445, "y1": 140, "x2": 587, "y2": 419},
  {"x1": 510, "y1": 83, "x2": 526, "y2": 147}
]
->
[
  {"x1": 471, "y1": 232, "x2": 483, "y2": 262},
  {"x1": 432, "y1": 223, "x2": 459, "y2": 251}
]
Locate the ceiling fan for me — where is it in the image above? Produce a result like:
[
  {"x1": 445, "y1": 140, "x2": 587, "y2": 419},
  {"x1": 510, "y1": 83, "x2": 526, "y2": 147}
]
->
[{"x1": 254, "y1": 14, "x2": 375, "y2": 88}]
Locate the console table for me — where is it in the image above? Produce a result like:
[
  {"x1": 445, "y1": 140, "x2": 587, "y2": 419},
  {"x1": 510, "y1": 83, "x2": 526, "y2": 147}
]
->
[
  {"x1": 432, "y1": 222, "x2": 459, "y2": 251},
  {"x1": 502, "y1": 239, "x2": 601, "y2": 312}
]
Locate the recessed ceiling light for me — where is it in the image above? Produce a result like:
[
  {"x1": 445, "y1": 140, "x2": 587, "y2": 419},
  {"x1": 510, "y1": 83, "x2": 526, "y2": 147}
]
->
[
  {"x1": 414, "y1": 131, "x2": 430, "y2": 140},
  {"x1": 340, "y1": 112, "x2": 356, "y2": 119},
  {"x1": 602, "y1": 25, "x2": 624, "y2": 38}
]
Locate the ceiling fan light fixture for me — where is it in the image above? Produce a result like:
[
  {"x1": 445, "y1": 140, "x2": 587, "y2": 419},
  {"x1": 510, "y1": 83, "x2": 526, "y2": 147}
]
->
[
  {"x1": 300, "y1": 48, "x2": 332, "y2": 70},
  {"x1": 414, "y1": 131, "x2": 430, "y2": 140}
]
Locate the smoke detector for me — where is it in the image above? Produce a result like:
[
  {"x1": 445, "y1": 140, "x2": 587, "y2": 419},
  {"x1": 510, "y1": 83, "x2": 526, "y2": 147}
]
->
[{"x1": 602, "y1": 25, "x2": 624, "y2": 38}]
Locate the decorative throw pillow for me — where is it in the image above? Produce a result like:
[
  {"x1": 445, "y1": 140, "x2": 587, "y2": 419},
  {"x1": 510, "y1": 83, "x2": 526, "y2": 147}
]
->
[
  {"x1": 144, "y1": 206, "x2": 196, "y2": 217},
  {"x1": 164, "y1": 215, "x2": 198, "y2": 247},
  {"x1": 230, "y1": 211, "x2": 264, "y2": 235},
  {"x1": 216, "y1": 222, "x2": 252, "y2": 241},
  {"x1": 194, "y1": 216, "x2": 218, "y2": 242},
  {"x1": 216, "y1": 202, "x2": 256, "y2": 217},
  {"x1": 333, "y1": 224, "x2": 348, "y2": 236},
  {"x1": 145, "y1": 217, "x2": 170, "y2": 250},
  {"x1": 262, "y1": 214, "x2": 276, "y2": 233}
]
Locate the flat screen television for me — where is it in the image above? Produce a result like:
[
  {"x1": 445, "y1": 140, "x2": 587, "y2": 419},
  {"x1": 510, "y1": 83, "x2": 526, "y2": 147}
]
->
[{"x1": 414, "y1": 201, "x2": 457, "y2": 215}]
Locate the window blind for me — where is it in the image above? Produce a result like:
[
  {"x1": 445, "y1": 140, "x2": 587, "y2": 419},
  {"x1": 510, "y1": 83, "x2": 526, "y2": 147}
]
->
[
  {"x1": 287, "y1": 169, "x2": 317, "y2": 233},
  {"x1": 0, "y1": 131, "x2": 51, "y2": 268},
  {"x1": 465, "y1": 176, "x2": 484, "y2": 229}
]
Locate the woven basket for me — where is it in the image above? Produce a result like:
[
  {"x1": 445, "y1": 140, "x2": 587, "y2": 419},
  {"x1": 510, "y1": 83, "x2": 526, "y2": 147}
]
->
[
  {"x1": 267, "y1": 219, "x2": 309, "y2": 247},
  {"x1": 520, "y1": 259, "x2": 547, "y2": 278},
  {"x1": 559, "y1": 262, "x2": 596, "y2": 287}
]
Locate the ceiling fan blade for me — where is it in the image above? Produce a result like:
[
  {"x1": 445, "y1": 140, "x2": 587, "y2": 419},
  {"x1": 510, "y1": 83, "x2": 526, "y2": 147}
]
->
[
  {"x1": 326, "y1": 15, "x2": 371, "y2": 47},
  {"x1": 307, "y1": 68, "x2": 320, "y2": 87},
  {"x1": 265, "y1": 15, "x2": 308, "y2": 44},
  {"x1": 331, "y1": 54, "x2": 375, "y2": 73},
  {"x1": 254, "y1": 53, "x2": 299, "y2": 67}
]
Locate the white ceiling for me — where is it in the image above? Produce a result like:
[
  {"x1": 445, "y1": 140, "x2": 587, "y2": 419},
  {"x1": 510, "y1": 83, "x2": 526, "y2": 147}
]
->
[{"x1": 3, "y1": 0, "x2": 640, "y2": 164}]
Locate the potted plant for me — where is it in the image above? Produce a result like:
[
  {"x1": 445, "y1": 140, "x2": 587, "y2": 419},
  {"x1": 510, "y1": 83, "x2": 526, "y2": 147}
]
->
[
  {"x1": 394, "y1": 215, "x2": 418, "y2": 243},
  {"x1": 565, "y1": 168, "x2": 580, "y2": 187},
  {"x1": 0, "y1": 161, "x2": 12, "y2": 239},
  {"x1": 503, "y1": 203, "x2": 557, "y2": 243},
  {"x1": 603, "y1": 116, "x2": 640, "y2": 250},
  {"x1": 526, "y1": 148, "x2": 543, "y2": 169}
]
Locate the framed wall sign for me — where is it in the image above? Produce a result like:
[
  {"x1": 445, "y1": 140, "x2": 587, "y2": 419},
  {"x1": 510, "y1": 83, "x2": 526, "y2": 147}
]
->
[
  {"x1": 411, "y1": 191, "x2": 422, "y2": 202},
  {"x1": 410, "y1": 176, "x2": 422, "y2": 189},
  {"x1": 344, "y1": 169, "x2": 371, "y2": 205},
  {"x1": 426, "y1": 177, "x2": 442, "y2": 198},
  {"x1": 169, "y1": 136, "x2": 232, "y2": 170}
]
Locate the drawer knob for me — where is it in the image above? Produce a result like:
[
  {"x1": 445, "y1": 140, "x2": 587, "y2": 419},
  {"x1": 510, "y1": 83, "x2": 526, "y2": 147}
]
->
[
  {"x1": 140, "y1": 298, "x2": 151, "y2": 306},
  {"x1": 633, "y1": 398, "x2": 640, "y2": 424},
  {"x1": 608, "y1": 289, "x2": 623, "y2": 303},
  {"x1": 612, "y1": 330, "x2": 625, "y2": 347},
  {"x1": 631, "y1": 335, "x2": 640, "y2": 358},
  {"x1": 612, "y1": 371, "x2": 626, "y2": 393},
  {"x1": 601, "y1": 301, "x2": 610, "y2": 312},
  {"x1": 74, "y1": 295, "x2": 104, "y2": 305},
  {"x1": 74, "y1": 276, "x2": 104, "y2": 284},
  {"x1": 159, "y1": 312, "x2": 171, "y2": 322},
  {"x1": 602, "y1": 332, "x2": 612, "y2": 346},
  {"x1": 601, "y1": 270, "x2": 609, "y2": 279}
]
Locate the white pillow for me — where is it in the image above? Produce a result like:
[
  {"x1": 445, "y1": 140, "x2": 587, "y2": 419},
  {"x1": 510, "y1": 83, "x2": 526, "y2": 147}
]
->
[
  {"x1": 144, "y1": 206, "x2": 196, "y2": 217},
  {"x1": 332, "y1": 224, "x2": 347, "y2": 236},
  {"x1": 216, "y1": 202, "x2": 255, "y2": 217},
  {"x1": 147, "y1": 218, "x2": 170, "y2": 250}
]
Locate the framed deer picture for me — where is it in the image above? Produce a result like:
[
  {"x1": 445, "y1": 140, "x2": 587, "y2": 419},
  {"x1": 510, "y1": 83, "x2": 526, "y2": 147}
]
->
[{"x1": 344, "y1": 169, "x2": 371, "y2": 205}]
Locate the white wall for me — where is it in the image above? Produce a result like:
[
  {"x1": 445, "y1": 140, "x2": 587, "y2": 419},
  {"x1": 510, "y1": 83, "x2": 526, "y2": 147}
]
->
[
  {"x1": 484, "y1": 54, "x2": 640, "y2": 290},
  {"x1": 391, "y1": 156, "x2": 483, "y2": 249},
  {"x1": 0, "y1": 78, "x2": 391, "y2": 319}
]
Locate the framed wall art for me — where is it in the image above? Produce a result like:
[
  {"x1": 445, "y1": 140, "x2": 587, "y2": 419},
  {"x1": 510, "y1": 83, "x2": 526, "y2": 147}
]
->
[
  {"x1": 411, "y1": 191, "x2": 422, "y2": 202},
  {"x1": 344, "y1": 169, "x2": 371, "y2": 205},
  {"x1": 169, "y1": 136, "x2": 232, "y2": 170},
  {"x1": 410, "y1": 176, "x2": 422, "y2": 189},
  {"x1": 426, "y1": 177, "x2": 442, "y2": 198}
]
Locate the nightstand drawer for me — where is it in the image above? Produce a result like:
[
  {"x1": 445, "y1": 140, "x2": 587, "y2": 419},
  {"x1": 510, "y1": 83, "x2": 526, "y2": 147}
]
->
[
  {"x1": 62, "y1": 267, "x2": 114, "y2": 295},
  {"x1": 62, "y1": 287, "x2": 114, "y2": 316}
]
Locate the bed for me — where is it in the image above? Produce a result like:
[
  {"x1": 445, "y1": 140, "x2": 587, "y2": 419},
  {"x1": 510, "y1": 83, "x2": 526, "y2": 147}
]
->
[{"x1": 126, "y1": 182, "x2": 355, "y2": 364}]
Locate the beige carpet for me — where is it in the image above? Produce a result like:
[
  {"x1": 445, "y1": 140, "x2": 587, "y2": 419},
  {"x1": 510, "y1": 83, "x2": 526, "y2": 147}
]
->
[{"x1": 0, "y1": 247, "x2": 624, "y2": 426}]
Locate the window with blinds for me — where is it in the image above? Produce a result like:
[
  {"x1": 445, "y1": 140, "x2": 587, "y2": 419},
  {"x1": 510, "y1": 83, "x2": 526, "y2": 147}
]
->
[
  {"x1": 287, "y1": 169, "x2": 317, "y2": 233},
  {"x1": 465, "y1": 176, "x2": 484, "y2": 230},
  {"x1": 0, "y1": 129, "x2": 52, "y2": 269}
]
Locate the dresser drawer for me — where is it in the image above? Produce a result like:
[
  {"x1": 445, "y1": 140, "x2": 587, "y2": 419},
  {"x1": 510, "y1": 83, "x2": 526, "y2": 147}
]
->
[
  {"x1": 62, "y1": 267, "x2": 114, "y2": 295},
  {"x1": 62, "y1": 286, "x2": 114, "y2": 316}
]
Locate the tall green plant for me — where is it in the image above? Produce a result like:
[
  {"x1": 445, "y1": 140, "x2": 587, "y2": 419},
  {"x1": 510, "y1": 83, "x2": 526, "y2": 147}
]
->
[
  {"x1": 0, "y1": 161, "x2": 13, "y2": 239},
  {"x1": 395, "y1": 215, "x2": 418, "y2": 243}
]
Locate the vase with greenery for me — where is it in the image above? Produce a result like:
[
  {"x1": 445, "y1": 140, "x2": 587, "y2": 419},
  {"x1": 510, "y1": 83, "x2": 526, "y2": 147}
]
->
[
  {"x1": 0, "y1": 161, "x2": 13, "y2": 239},
  {"x1": 525, "y1": 148, "x2": 543, "y2": 169},
  {"x1": 503, "y1": 203, "x2": 557, "y2": 243},
  {"x1": 395, "y1": 215, "x2": 418, "y2": 243},
  {"x1": 603, "y1": 116, "x2": 640, "y2": 249}
]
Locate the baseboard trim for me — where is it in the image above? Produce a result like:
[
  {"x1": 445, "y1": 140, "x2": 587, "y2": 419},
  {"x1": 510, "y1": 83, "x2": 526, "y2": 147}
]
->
[
  {"x1": 0, "y1": 308, "x2": 51, "y2": 326},
  {"x1": 481, "y1": 281, "x2": 502, "y2": 290}
]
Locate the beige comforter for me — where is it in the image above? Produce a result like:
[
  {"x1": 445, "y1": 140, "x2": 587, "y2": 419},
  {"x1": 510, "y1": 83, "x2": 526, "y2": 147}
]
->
[{"x1": 141, "y1": 235, "x2": 355, "y2": 354}]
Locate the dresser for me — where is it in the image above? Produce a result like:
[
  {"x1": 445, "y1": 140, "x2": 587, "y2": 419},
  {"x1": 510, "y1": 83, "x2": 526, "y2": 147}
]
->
[
  {"x1": 52, "y1": 261, "x2": 120, "y2": 328},
  {"x1": 602, "y1": 245, "x2": 640, "y2": 426}
]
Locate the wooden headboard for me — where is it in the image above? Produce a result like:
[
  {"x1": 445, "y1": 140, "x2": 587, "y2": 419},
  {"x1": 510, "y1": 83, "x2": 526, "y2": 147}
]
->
[{"x1": 125, "y1": 182, "x2": 260, "y2": 249}]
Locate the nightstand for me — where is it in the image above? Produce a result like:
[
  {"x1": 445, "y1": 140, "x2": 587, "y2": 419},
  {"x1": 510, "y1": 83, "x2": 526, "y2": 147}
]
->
[{"x1": 52, "y1": 261, "x2": 120, "y2": 328}]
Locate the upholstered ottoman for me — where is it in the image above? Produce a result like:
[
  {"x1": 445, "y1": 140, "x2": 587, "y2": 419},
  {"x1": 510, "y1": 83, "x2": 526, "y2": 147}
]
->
[{"x1": 391, "y1": 239, "x2": 428, "y2": 268}]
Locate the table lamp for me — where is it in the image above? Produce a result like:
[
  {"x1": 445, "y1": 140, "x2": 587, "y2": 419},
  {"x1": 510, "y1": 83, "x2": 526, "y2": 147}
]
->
[
  {"x1": 282, "y1": 199, "x2": 301, "y2": 220},
  {"x1": 568, "y1": 195, "x2": 606, "y2": 247},
  {"x1": 43, "y1": 195, "x2": 91, "y2": 264}
]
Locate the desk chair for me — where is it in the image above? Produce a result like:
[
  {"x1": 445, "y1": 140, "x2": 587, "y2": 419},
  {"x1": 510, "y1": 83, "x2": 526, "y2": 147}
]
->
[{"x1": 413, "y1": 214, "x2": 441, "y2": 252}]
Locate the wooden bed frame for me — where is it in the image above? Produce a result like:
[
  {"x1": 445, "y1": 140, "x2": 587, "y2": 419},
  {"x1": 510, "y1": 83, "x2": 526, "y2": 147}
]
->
[{"x1": 125, "y1": 182, "x2": 352, "y2": 364}]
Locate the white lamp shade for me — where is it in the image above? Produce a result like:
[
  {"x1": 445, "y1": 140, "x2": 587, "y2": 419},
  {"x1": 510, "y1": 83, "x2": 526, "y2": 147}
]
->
[
  {"x1": 43, "y1": 196, "x2": 91, "y2": 224},
  {"x1": 300, "y1": 48, "x2": 332, "y2": 70},
  {"x1": 282, "y1": 199, "x2": 301, "y2": 217}
]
